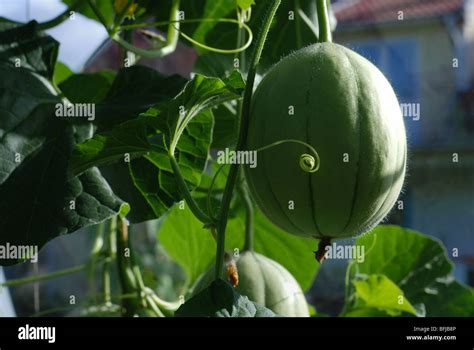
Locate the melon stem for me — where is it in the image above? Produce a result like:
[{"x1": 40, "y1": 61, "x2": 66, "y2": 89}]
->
[
  {"x1": 316, "y1": 0, "x2": 332, "y2": 43},
  {"x1": 315, "y1": 237, "x2": 332, "y2": 263}
]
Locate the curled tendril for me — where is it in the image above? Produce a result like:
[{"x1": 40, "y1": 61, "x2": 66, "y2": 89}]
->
[
  {"x1": 300, "y1": 153, "x2": 319, "y2": 173},
  {"x1": 254, "y1": 139, "x2": 320, "y2": 173},
  {"x1": 177, "y1": 19, "x2": 253, "y2": 54},
  {"x1": 120, "y1": 18, "x2": 253, "y2": 55}
]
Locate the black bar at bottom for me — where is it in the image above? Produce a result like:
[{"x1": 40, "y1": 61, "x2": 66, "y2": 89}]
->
[{"x1": 0, "y1": 317, "x2": 471, "y2": 347}]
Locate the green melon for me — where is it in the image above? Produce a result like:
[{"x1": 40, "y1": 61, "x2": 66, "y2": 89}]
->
[
  {"x1": 244, "y1": 42, "x2": 407, "y2": 240},
  {"x1": 192, "y1": 251, "x2": 309, "y2": 317}
]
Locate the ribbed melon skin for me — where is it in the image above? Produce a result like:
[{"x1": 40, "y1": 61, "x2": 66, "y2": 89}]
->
[
  {"x1": 244, "y1": 43, "x2": 406, "y2": 239},
  {"x1": 235, "y1": 252, "x2": 309, "y2": 317},
  {"x1": 192, "y1": 252, "x2": 309, "y2": 317}
]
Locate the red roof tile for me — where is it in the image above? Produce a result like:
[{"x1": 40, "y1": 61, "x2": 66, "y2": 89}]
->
[{"x1": 335, "y1": 0, "x2": 464, "y2": 25}]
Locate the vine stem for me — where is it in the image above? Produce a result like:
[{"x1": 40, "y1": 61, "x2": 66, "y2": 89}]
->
[
  {"x1": 115, "y1": 217, "x2": 139, "y2": 316},
  {"x1": 316, "y1": 0, "x2": 332, "y2": 43},
  {"x1": 37, "y1": 0, "x2": 84, "y2": 30},
  {"x1": 0, "y1": 264, "x2": 87, "y2": 287},
  {"x1": 87, "y1": 222, "x2": 105, "y2": 304},
  {"x1": 87, "y1": 0, "x2": 111, "y2": 31},
  {"x1": 239, "y1": 178, "x2": 254, "y2": 252},
  {"x1": 102, "y1": 258, "x2": 112, "y2": 304},
  {"x1": 214, "y1": 0, "x2": 282, "y2": 280},
  {"x1": 206, "y1": 163, "x2": 226, "y2": 221},
  {"x1": 102, "y1": 219, "x2": 117, "y2": 304},
  {"x1": 169, "y1": 154, "x2": 213, "y2": 224},
  {"x1": 121, "y1": 19, "x2": 137, "y2": 67},
  {"x1": 87, "y1": 0, "x2": 180, "y2": 58},
  {"x1": 111, "y1": 0, "x2": 180, "y2": 58}
]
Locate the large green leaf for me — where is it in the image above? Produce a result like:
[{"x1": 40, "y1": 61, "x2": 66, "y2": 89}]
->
[
  {"x1": 99, "y1": 160, "x2": 156, "y2": 222},
  {"x1": 159, "y1": 202, "x2": 319, "y2": 291},
  {"x1": 129, "y1": 109, "x2": 214, "y2": 219},
  {"x1": 344, "y1": 225, "x2": 474, "y2": 316},
  {"x1": 210, "y1": 102, "x2": 239, "y2": 149},
  {"x1": 69, "y1": 115, "x2": 163, "y2": 176},
  {"x1": 70, "y1": 71, "x2": 243, "y2": 175},
  {"x1": 97, "y1": 65, "x2": 188, "y2": 130},
  {"x1": 62, "y1": 0, "x2": 115, "y2": 27},
  {"x1": 192, "y1": 0, "x2": 236, "y2": 53},
  {"x1": 0, "y1": 64, "x2": 127, "y2": 265},
  {"x1": 0, "y1": 20, "x2": 58, "y2": 80},
  {"x1": 0, "y1": 22, "x2": 128, "y2": 263},
  {"x1": 176, "y1": 279, "x2": 276, "y2": 317},
  {"x1": 139, "y1": 70, "x2": 244, "y2": 151},
  {"x1": 237, "y1": 0, "x2": 254, "y2": 10},
  {"x1": 249, "y1": 210, "x2": 319, "y2": 291},
  {"x1": 86, "y1": 66, "x2": 186, "y2": 223},
  {"x1": 53, "y1": 61, "x2": 74, "y2": 86},
  {"x1": 59, "y1": 71, "x2": 116, "y2": 103},
  {"x1": 346, "y1": 274, "x2": 417, "y2": 317},
  {"x1": 59, "y1": 65, "x2": 187, "y2": 222},
  {"x1": 70, "y1": 71, "x2": 244, "y2": 221}
]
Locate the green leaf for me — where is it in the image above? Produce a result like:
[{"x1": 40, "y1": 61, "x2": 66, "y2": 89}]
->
[
  {"x1": 99, "y1": 161, "x2": 156, "y2": 223},
  {"x1": 0, "y1": 20, "x2": 59, "y2": 79},
  {"x1": 237, "y1": 0, "x2": 254, "y2": 10},
  {"x1": 70, "y1": 71, "x2": 244, "y2": 222},
  {"x1": 193, "y1": 52, "x2": 233, "y2": 80},
  {"x1": 157, "y1": 70, "x2": 244, "y2": 151},
  {"x1": 414, "y1": 278, "x2": 474, "y2": 317},
  {"x1": 192, "y1": 0, "x2": 236, "y2": 52},
  {"x1": 129, "y1": 109, "x2": 213, "y2": 218},
  {"x1": 350, "y1": 274, "x2": 417, "y2": 316},
  {"x1": 134, "y1": 1, "x2": 203, "y2": 35},
  {"x1": 59, "y1": 71, "x2": 116, "y2": 103},
  {"x1": 249, "y1": 209, "x2": 319, "y2": 291},
  {"x1": 64, "y1": 66, "x2": 187, "y2": 222},
  {"x1": 260, "y1": 0, "x2": 321, "y2": 68},
  {"x1": 0, "y1": 64, "x2": 126, "y2": 265},
  {"x1": 103, "y1": 66, "x2": 187, "y2": 115},
  {"x1": 97, "y1": 65, "x2": 188, "y2": 130},
  {"x1": 176, "y1": 279, "x2": 276, "y2": 317},
  {"x1": 62, "y1": 0, "x2": 115, "y2": 27},
  {"x1": 344, "y1": 225, "x2": 474, "y2": 317},
  {"x1": 69, "y1": 115, "x2": 162, "y2": 176},
  {"x1": 53, "y1": 62, "x2": 74, "y2": 86},
  {"x1": 70, "y1": 71, "x2": 243, "y2": 175}
]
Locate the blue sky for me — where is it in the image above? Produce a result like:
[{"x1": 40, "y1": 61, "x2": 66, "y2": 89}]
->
[{"x1": 0, "y1": 0, "x2": 108, "y2": 71}]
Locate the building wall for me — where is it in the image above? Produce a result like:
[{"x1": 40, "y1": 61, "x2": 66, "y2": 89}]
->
[
  {"x1": 335, "y1": 19, "x2": 471, "y2": 148},
  {"x1": 408, "y1": 151, "x2": 474, "y2": 283}
]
